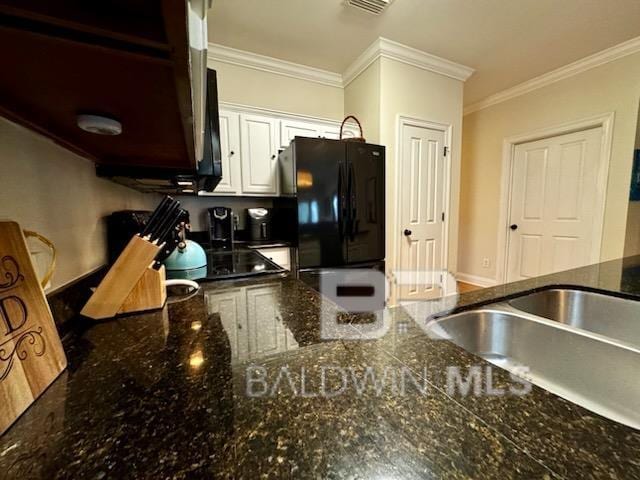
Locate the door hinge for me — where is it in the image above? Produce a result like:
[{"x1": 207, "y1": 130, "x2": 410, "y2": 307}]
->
[
  {"x1": 443, "y1": 146, "x2": 449, "y2": 156},
  {"x1": 441, "y1": 212, "x2": 445, "y2": 222}
]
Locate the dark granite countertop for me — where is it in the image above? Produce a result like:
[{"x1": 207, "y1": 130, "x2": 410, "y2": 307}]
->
[{"x1": 2, "y1": 257, "x2": 640, "y2": 479}]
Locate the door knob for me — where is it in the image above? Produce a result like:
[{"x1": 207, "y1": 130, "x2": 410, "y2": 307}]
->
[
  {"x1": 510, "y1": 224, "x2": 518, "y2": 231},
  {"x1": 403, "y1": 229, "x2": 412, "y2": 236}
]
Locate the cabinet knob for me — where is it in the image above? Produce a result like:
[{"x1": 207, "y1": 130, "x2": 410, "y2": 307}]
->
[
  {"x1": 510, "y1": 224, "x2": 518, "y2": 231},
  {"x1": 271, "y1": 154, "x2": 276, "y2": 160},
  {"x1": 230, "y1": 150, "x2": 235, "y2": 156},
  {"x1": 403, "y1": 229, "x2": 412, "y2": 236}
]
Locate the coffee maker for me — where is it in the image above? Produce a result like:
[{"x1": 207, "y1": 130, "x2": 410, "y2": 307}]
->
[
  {"x1": 246, "y1": 208, "x2": 273, "y2": 241},
  {"x1": 208, "y1": 207, "x2": 234, "y2": 250}
]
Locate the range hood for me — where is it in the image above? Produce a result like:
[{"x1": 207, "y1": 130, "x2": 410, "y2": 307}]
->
[
  {"x1": 97, "y1": 69, "x2": 223, "y2": 194},
  {"x1": 0, "y1": 0, "x2": 220, "y2": 194}
]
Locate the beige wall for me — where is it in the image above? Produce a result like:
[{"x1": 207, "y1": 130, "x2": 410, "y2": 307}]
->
[
  {"x1": 460, "y1": 52, "x2": 640, "y2": 281},
  {"x1": 209, "y1": 60, "x2": 344, "y2": 120},
  {"x1": 344, "y1": 59, "x2": 381, "y2": 143},
  {"x1": 379, "y1": 58, "x2": 464, "y2": 285},
  {"x1": 0, "y1": 117, "x2": 157, "y2": 291}
]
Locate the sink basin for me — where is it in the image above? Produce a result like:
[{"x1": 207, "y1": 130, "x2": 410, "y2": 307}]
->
[
  {"x1": 427, "y1": 309, "x2": 640, "y2": 429},
  {"x1": 509, "y1": 289, "x2": 640, "y2": 349}
]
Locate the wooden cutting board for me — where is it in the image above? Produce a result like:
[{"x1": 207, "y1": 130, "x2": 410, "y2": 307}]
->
[{"x1": 0, "y1": 221, "x2": 67, "y2": 435}]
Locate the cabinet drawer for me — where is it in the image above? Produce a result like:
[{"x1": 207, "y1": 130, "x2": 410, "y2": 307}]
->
[{"x1": 256, "y1": 247, "x2": 290, "y2": 270}]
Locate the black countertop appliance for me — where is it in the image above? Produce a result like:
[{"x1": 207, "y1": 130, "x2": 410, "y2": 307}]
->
[
  {"x1": 277, "y1": 137, "x2": 385, "y2": 290},
  {"x1": 246, "y1": 208, "x2": 273, "y2": 241},
  {"x1": 208, "y1": 207, "x2": 234, "y2": 250}
]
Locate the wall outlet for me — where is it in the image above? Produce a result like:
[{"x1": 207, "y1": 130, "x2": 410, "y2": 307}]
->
[{"x1": 482, "y1": 258, "x2": 491, "y2": 268}]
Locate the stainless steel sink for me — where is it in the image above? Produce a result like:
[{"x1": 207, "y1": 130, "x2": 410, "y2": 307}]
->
[
  {"x1": 509, "y1": 289, "x2": 640, "y2": 349},
  {"x1": 427, "y1": 308, "x2": 640, "y2": 430}
]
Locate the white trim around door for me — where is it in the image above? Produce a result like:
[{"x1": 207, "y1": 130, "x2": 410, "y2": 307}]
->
[
  {"x1": 393, "y1": 115, "x2": 453, "y2": 302},
  {"x1": 495, "y1": 112, "x2": 615, "y2": 284}
]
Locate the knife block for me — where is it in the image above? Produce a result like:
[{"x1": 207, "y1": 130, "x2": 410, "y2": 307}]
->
[
  {"x1": 118, "y1": 266, "x2": 167, "y2": 315},
  {"x1": 81, "y1": 235, "x2": 167, "y2": 320}
]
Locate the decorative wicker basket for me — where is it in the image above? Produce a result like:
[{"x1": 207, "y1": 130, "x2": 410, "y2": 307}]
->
[{"x1": 340, "y1": 115, "x2": 366, "y2": 142}]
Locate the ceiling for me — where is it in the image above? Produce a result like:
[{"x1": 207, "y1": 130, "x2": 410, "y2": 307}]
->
[{"x1": 208, "y1": 0, "x2": 640, "y2": 106}]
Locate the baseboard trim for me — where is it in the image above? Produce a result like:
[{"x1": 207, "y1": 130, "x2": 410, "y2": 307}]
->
[{"x1": 455, "y1": 272, "x2": 498, "y2": 288}]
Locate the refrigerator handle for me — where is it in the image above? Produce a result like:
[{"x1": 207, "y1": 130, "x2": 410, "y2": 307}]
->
[
  {"x1": 349, "y1": 161, "x2": 357, "y2": 240},
  {"x1": 338, "y1": 161, "x2": 348, "y2": 238}
]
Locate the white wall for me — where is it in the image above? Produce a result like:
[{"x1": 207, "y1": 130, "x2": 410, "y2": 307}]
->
[
  {"x1": 210, "y1": 60, "x2": 344, "y2": 120},
  {"x1": 378, "y1": 58, "x2": 465, "y2": 291},
  {"x1": 0, "y1": 117, "x2": 158, "y2": 291},
  {"x1": 460, "y1": 52, "x2": 640, "y2": 281}
]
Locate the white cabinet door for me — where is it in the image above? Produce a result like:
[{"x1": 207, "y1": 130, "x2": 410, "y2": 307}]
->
[
  {"x1": 317, "y1": 126, "x2": 341, "y2": 140},
  {"x1": 240, "y1": 113, "x2": 279, "y2": 195},
  {"x1": 280, "y1": 119, "x2": 319, "y2": 148},
  {"x1": 211, "y1": 110, "x2": 242, "y2": 194},
  {"x1": 207, "y1": 289, "x2": 249, "y2": 362},
  {"x1": 319, "y1": 124, "x2": 359, "y2": 141},
  {"x1": 281, "y1": 120, "x2": 361, "y2": 146}
]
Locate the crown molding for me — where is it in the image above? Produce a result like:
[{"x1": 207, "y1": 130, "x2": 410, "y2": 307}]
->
[
  {"x1": 207, "y1": 43, "x2": 343, "y2": 88},
  {"x1": 343, "y1": 37, "x2": 475, "y2": 86},
  {"x1": 464, "y1": 35, "x2": 640, "y2": 115},
  {"x1": 208, "y1": 39, "x2": 475, "y2": 90}
]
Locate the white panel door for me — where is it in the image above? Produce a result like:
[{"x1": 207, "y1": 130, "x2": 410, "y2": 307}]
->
[
  {"x1": 211, "y1": 110, "x2": 242, "y2": 194},
  {"x1": 398, "y1": 124, "x2": 446, "y2": 301},
  {"x1": 240, "y1": 113, "x2": 279, "y2": 195},
  {"x1": 507, "y1": 127, "x2": 603, "y2": 282},
  {"x1": 280, "y1": 119, "x2": 319, "y2": 148}
]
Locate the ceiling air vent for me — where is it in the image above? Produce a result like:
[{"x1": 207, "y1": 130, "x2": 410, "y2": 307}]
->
[{"x1": 346, "y1": 0, "x2": 393, "y2": 15}]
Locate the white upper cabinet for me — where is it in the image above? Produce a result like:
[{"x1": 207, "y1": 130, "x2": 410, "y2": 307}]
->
[
  {"x1": 240, "y1": 113, "x2": 279, "y2": 195},
  {"x1": 199, "y1": 105, "x2": 363, "y2": 197},
  {"x1": 213, "y1": 110, "x2": 242, "y2": 194},
  {"x1": 279, "y1": 119, "x2": 319, "y2": 148},
  {"x1": 280, "y1": 118, "x2": 361, "y2": 148}
]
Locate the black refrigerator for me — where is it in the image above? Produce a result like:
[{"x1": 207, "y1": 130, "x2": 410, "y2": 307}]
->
[{"x1": 277, "y1": 137, "x2": 385, "y2": 290}]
